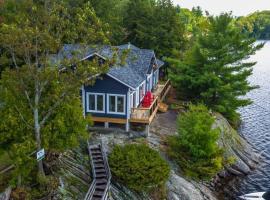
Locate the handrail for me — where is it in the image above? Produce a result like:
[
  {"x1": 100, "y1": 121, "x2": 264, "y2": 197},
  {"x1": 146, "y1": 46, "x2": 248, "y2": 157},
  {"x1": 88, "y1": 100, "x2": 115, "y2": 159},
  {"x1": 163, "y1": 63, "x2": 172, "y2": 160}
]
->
[
  {"x1": 84, "y1": 140, "x2": 97, "y2": 200},
  {"x1": 100, "y1": 142, "x2": 111, "y2": 200},
  {"x1": 84, "y1": 179, "x2": 96, "y2": 200}
]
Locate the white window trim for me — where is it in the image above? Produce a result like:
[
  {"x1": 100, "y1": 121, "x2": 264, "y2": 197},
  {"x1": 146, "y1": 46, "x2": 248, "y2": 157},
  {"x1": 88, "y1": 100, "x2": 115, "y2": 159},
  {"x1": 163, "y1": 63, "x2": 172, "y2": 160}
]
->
[
  {"x1": 81, "y1": 86, "x2": 86, "y2": 117},
  {"x1": 107, "y1": 94, "x2": 126, "y2": 115},
  {"x1": 139, "y1": 81, "x2": 146, "y2": 102},
  {"x1": 86, "y1": 92, "x2": 105, "y2": 113},
  {"x1": 136, "y1": 87, "x2": 140, "y2": 107}
]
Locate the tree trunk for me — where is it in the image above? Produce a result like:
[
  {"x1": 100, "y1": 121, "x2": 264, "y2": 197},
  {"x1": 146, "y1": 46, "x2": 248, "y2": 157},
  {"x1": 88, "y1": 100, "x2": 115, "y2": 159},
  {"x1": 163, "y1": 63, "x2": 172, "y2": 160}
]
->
[
  {"x1": 34, "y1": 108, "x2": 45, "y2": 176},
  {"x1": 34, "y1": 80, "x2": 45, "y2": 176}
]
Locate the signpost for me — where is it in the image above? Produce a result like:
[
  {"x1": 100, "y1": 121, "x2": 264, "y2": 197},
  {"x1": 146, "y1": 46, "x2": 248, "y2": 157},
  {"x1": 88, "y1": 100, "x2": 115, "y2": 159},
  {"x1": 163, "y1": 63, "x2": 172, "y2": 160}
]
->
[{"x1": 36, "y1": 148, "x2": 45, "y2": 161}]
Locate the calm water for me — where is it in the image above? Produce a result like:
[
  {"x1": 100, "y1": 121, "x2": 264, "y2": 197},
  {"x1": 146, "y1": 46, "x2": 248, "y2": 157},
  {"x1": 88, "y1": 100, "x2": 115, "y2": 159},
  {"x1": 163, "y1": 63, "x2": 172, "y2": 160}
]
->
[{"x1": 222, "y1": 41, "x2": 270, "y2": 199}]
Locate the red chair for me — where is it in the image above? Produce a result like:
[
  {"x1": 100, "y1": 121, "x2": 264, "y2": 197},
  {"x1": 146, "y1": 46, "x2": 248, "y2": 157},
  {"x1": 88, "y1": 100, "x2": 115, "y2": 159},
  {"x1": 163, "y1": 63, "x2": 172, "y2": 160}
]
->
[{"x1": 142, "y1": 91, "x2": 154, "y2": 108}]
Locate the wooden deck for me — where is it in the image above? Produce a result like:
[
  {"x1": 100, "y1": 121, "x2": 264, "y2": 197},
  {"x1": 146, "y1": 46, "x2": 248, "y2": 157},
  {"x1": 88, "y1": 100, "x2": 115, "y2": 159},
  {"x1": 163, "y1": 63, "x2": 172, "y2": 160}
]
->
[
  {"x1": 130, "y1": 80, "x2": 171, "y2": 124},
  {"x1": 90, "y1": 80, "x2": 171, "y2": 126}
]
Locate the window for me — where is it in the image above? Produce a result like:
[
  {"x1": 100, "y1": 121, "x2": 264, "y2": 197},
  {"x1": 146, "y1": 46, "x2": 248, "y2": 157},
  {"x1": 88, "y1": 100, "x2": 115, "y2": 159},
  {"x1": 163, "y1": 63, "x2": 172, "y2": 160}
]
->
[
  {"x1": 108, "y1": 94, "x2": 126, "y2": 114},
  {"x1": 87, "y1": 93, "x2": 105, "y2": 113}
]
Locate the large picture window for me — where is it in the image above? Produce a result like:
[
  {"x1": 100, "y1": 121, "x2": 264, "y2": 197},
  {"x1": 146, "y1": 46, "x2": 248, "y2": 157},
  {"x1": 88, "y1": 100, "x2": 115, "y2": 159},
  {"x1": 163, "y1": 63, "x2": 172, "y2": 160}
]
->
[
  {"x1": 86, "y1": 93, "x2": 105, "y2": 113},
  {"x1": 107, "y1": 94, "x2": 126, "y2": 114}
]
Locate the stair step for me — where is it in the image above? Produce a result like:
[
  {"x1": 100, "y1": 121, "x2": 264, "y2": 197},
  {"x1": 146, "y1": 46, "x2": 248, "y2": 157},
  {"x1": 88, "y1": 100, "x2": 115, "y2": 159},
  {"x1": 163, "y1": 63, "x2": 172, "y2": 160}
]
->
[
  {"x1": 92, "y1": 154, "x2": 102, "y2": 158},
  {"x1": 96, "y1": 178, "x2": 108, "y2": 184},
  {"x1": 92, "y1": 197, "x2": 102, "y2": 200},
  {"x1": 94, "y1": 159, "x2": 104, "y2": 163},
  {"x1": 93, "y1": 190, "x2": 104, "y2": 196},
  {"x1": 96, "y1": 174, "x2": 106, "y2": 178},
  {"x1": 96, "y1": 185, "x2": 106, "y2": 191},
  {"x1": 94, "y1": 164, "x2": 105, "y2": 169},
  {"x1": 90, "y1": 147, "x2": 101, "y2": 151},
  {"x1": 96, "y1": 179, "x2": 107, "y2": 185},
  {"x1": 96, "y1": 169, "x2": 106, "y2": 173},
  {"x1": 92, "y1": 155, "x2": 103, "y2": 159}
]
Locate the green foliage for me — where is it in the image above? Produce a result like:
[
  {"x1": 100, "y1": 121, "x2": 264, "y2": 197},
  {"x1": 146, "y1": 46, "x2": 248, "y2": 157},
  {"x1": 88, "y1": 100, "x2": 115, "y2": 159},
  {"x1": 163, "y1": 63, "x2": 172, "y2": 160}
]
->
[
  {"x1": 236, "y1": 10, "x2": 270, "y2": 39},
  {"x1": 89, "y1": 0, "x2": 128, "y2": 44},
  {"x1": 0, "y1": 0, "x2": 108, "y2": 186},
  {"x1": 168, "y1": 13, "x2": 263, "y2": 124},
  {"x1": 123, "y1": 0, "x2": 187, "y2": 57},
  {"x1": 109, "y1": 144, "x2": 170, "y2": 192},
  {"x1": 177, "y1": 6, "x2": 209, "y2": 47},
  {"x1": 168, "y1": 104, "x2": 224, "y2": 180}
]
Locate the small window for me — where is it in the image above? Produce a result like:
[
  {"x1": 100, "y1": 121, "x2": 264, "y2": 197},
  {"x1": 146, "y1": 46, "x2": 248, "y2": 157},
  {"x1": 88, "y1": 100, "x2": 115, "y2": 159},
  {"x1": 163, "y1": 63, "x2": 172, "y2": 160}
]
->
[
  {"x1": 109, "y1": 95, "x2": 116, "y2": 112},
  {"x1": 108, "y1": 94, "x2": 125, "y2": 114},
  {"x1": 89, "y1": 94, "x2": 95, "y2": 111},
  {"x1": 87, "y1": 93, "x2": 105, "y2": 113},
  {"x1": 97, "y1": 95, "x2": 104, "y2": 111},
  {"x1": 117, "y1": 96, "x2": 124, "y2": 113}
]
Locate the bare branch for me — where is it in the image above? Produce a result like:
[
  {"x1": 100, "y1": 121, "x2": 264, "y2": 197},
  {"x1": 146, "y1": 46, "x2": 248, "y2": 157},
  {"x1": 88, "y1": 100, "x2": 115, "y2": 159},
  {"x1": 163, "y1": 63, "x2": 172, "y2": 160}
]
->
[
  {"x1": 9, "y1": 47, "x2": 19, "y2": 69},
  {"x1": 24, "y1": 90, "x2": 34, "y2": 111},
  {"x1": 40, "y1": 92, "x2": 67, "y2": 127},
  {"x1": 14, "y1": 105, "x2": 33, "y2": 130}
]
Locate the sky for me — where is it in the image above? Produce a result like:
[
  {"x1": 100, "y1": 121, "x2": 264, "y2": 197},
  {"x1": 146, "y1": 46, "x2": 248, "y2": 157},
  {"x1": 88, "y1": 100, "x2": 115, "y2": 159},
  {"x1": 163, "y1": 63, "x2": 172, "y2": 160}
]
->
[{"x1": 172, "y1": 0, "x2": 270, "y2": 16}]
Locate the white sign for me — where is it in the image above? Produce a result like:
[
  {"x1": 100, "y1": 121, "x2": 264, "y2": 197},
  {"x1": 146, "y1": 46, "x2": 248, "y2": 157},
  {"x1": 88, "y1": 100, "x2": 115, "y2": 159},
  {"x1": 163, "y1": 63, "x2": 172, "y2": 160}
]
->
[{"x1": 36, "y1": 148, "x2": 45, "y2": 161}]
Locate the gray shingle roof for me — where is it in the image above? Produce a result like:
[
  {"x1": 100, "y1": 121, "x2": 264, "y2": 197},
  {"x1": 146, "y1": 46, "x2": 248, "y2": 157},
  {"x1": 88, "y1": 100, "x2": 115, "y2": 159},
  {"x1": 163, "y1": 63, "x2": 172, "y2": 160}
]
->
[{"x1": 54, "y1": 44, "x2": 164, "y2": 89}]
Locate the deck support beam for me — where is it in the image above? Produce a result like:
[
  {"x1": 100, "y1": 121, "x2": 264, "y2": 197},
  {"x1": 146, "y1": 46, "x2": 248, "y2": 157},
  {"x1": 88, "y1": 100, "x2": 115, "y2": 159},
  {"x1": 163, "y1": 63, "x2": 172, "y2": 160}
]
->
[
  {"x1": 125, "y1": 121, "x2": 130, "y2": 132},
  {"x1": 145, "y1": 125, "x2": 150, "y2": 137}
]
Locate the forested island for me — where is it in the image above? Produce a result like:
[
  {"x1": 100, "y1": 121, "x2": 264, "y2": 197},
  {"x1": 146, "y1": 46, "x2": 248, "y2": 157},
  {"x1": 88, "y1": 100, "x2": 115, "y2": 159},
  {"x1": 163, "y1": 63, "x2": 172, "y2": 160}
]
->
[{"x1": 0, "y1": 0, "x2": 264, "y2": 199}]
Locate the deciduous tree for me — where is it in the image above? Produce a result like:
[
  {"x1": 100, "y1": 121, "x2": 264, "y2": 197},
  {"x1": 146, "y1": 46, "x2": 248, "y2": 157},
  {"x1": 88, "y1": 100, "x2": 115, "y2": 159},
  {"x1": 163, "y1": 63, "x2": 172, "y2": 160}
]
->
[{"x1": 0, "y1": 0, "x2": 109, "y2": 186}]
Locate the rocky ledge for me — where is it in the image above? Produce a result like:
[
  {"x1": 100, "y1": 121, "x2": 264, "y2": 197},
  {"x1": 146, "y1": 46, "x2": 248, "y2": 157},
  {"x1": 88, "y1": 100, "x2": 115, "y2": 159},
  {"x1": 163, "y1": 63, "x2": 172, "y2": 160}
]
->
[
  {"x1": 57, "y1": 109, "x2": 260, "y2": 200},
  {"x1": 95, "y1": 110, "x2": 259, "y2": 200}
]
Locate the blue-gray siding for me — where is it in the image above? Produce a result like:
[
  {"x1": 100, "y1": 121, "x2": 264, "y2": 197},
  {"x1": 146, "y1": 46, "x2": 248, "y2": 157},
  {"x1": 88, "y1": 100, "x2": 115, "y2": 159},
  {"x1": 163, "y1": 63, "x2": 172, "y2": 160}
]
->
[{"x1": 84, "y1": 75, "x2": 129, "y2": 119}]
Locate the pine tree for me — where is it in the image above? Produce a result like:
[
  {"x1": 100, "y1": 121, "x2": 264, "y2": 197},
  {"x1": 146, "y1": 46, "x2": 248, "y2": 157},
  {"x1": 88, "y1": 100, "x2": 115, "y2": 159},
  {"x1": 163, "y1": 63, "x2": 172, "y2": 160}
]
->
[
  {"x1": 123, "y1": 0, "x2": 186, "y2": 57},
  {"x1": 169, "y1": 13, "x2": 263, "y2": 124}
]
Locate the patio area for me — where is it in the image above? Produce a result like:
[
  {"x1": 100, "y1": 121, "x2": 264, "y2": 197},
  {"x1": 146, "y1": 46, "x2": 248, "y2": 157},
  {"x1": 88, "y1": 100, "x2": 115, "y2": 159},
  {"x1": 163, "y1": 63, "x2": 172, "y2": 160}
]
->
[{"x1": 130, "y1": 80, "x2": 171, "y2": 124}]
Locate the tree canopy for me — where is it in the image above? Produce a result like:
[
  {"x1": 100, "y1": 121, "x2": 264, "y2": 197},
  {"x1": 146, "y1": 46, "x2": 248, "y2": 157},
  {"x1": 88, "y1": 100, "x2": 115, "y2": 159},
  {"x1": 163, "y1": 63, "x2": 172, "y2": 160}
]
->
[
  {"x1": 0, "y1": 0, "x2": 109, "y2": 187},
  {"x1": 168, "y1": 104, "x2": 224, "y2": 180},
  {"x1": 109, "y1": 144, "x2": 170, "y2": 192},
  {"x1": 236, "y1": 11, "x2": 270, "y2": 40},
  {"x1": 168, "y1": 13, "x2": 263, "y2": 124},
  {"x1": 123, "y1": 0, "x2": 187, "y2": 57}
]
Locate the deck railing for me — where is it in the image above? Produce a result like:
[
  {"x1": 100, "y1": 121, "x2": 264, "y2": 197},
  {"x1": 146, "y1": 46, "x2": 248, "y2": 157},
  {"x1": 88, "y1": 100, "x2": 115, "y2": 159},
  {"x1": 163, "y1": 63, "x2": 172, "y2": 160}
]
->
[
  {"x1": 130, "y1": 95, "x2": 159, "y2": 123},
  {"x1": 130, "y1": 79, "x2": 171, "y2": 123},
  {"x1": 158, "y1": 79, "x2": 170, "y2": 102}
]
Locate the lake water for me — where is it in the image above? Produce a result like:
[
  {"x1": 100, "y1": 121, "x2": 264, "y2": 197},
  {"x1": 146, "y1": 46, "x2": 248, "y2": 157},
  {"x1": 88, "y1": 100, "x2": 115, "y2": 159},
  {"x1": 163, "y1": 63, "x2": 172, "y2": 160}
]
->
[{"x1": 222, "y1": 41, "x2": 270, "y2": 199}]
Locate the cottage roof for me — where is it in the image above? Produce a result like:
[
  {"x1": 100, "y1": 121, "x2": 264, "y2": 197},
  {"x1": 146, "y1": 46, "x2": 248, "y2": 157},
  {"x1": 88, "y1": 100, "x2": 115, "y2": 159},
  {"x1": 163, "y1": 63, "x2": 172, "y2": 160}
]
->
[{"x1": 53, "y1": 43, "x2": 164, "y2": 89}]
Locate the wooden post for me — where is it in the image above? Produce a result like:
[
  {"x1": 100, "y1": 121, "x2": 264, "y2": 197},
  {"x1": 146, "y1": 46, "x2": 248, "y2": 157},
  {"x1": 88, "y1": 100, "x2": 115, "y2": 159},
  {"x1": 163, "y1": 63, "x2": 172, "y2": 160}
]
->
[
  {"x1": 125, "y1": 121, "x2": 130, "y2": 132},
  {"x1": 104, "y1": 122, "x2": 109, "y2": 129},
  {"x1": 145, "y1": 125, "x2": 149, "y2": 137}
]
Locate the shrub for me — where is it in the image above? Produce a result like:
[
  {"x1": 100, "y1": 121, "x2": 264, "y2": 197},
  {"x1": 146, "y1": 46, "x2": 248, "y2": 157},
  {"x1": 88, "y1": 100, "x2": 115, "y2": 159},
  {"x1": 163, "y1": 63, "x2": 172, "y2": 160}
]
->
[
  {"x1": 109, "y1": 144, "x2": 170, "y2": 192},
  {"x1": 168, "y1": 104, "x2": 224, "y2": 180}
]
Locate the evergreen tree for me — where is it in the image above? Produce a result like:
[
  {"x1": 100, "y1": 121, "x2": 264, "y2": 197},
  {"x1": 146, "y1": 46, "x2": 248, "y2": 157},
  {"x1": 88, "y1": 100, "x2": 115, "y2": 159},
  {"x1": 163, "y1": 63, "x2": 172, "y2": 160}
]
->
[
  {"x1": 169, "y1": 13, "x2": 263, "y2": 124},
  {"x1": 109, "y1": 144, "x2": 170, "y2": 192},
  {"x1": 123, "y1": 0, "x2": 186, "y2": 57},
  {"x1": 168, "y1": 104, "x2": 224, "y2": 180}
]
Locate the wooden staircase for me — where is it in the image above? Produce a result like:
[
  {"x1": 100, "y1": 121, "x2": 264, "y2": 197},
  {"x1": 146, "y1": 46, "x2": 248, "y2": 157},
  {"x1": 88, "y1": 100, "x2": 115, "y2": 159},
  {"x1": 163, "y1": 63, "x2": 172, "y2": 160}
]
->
[{"x1": 84, "y1": 143, "x2": 111, "y2": 200}]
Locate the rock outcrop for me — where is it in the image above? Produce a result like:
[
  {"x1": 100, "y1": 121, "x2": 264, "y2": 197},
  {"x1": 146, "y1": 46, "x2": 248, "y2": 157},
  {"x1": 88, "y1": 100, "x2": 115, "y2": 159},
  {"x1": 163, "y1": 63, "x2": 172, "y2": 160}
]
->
[
  {"x1": 214, "y1": 113, "x2": 260, "y2": 177},
  {"x1": 57, "y1": 110, "x2": 259, "y2": 200}
]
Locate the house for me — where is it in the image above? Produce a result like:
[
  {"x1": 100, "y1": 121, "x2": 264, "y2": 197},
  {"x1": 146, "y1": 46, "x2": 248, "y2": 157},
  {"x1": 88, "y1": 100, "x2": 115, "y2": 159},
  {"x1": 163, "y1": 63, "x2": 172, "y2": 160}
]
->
[{"x1": 54, "y1": 43, "x2": 171, "y2": 132}]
